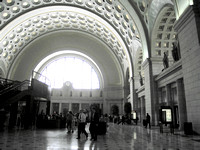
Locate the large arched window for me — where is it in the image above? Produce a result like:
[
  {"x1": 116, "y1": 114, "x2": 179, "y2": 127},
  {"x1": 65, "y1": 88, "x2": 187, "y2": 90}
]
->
[{"x1": 39, "y1": 57, "x2": 100, "y2": 89}]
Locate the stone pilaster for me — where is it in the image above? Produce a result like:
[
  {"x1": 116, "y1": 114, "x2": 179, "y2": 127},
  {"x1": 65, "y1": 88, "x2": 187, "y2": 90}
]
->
[
  {"x1": 129, "y1": 77, "x2": 134, "y2": 110},
  {"x1": 141, "y1": 96, "x2": 146, "y2": 121},
  {"x1": 176, "y1": 79, "x2": 187, "y2": 130},
  {"x1": 142, "y1": 58, "x2": 155, "y2": 125},
  {"x1": 130, "y1": 77, "x2": 138, "y2": 111}
]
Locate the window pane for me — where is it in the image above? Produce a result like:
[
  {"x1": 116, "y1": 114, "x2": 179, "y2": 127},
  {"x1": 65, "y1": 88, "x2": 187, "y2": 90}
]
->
[{"x1": 39, "y1": 57, "x2": 100, "y2": 89}]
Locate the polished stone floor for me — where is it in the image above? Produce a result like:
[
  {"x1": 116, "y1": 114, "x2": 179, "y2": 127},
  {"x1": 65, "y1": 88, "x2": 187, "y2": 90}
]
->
[{"x1": 1, "y1": 123, "x2": 200, "y2": 150}]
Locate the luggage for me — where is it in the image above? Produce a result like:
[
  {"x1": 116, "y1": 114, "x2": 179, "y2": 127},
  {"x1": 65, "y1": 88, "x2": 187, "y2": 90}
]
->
[
  {"x1": 143, "y1": 119, "x2": 147, "y2": 126},
  {"x1": 98, "y1": 122, "x2": 107, "y2": 135}
]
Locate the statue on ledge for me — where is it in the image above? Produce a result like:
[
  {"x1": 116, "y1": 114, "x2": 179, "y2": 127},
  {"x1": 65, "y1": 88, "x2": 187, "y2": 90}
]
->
[
  {"x1": 139, "y1": 72, "x2": 143, "y2": 86},
  {"x1": 171, "y1": 42, "x2": 180, "y2": 62},
  {"x1": 163, "y1": 52, "x2": 169, "y2": 69}
]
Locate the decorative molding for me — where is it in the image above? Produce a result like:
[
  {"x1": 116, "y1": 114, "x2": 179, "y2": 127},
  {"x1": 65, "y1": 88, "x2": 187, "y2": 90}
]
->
[{"x1": 136, "y1": 85, "x2": 145, "y2": 94}]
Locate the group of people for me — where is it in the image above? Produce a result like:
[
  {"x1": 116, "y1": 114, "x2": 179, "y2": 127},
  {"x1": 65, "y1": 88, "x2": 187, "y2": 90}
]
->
[
  {"x1": 66, "y1": 107, "x2": 100, "y2": 141},
  {"x1": 55, "y1": 109, "x2": 151, "y2": 141},
  {"x1": 116, "y1": 113, "x2": 151, "y2": 128}
]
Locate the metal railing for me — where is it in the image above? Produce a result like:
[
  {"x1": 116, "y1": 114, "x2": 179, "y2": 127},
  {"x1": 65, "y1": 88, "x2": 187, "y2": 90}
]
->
[
  {"x1": 0, "y1": 71, "x2": 51, "y2": 100},
  {"x1": 0, "y1": 77, "x2": 30, "y2": 96},
  {"x1": 32, "y1": 70, "x2": 51, "y2": 87}
]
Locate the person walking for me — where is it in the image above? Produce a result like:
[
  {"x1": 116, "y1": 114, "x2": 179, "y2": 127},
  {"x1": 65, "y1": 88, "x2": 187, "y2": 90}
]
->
[
  {"x1": 66, "y1": 111, "x2": 73, "y2": 133},
  {"x1": 135, "y1": 116, "x2": 139, "y2": 125},
  {"x1": 89, "y1": 107, "x2": 99, "y2": 141},
  {"x1": 118, "y1": 115, "x2": 125, "y2": 125},
  {"x1": 145, "y1": 113, "x2": 151, "y2": 129},
  {"x1": 76, "y1": 109, "x2": 88, "y2": 139},
  {"x1": 71, "y1": 115, "x2": 76, "y2": 133}
]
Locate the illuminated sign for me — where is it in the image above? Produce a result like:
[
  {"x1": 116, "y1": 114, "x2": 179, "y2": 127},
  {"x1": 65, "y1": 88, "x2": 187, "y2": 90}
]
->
[
  {"x1": 162, "y1": 109, "x2": 172, "y2": 122},
  {"x1": 132, "y1": 111, "x2": 136, "y2": 119}
]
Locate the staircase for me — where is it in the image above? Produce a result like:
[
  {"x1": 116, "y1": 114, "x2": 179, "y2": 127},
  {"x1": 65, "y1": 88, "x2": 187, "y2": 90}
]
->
[
  {"x1": 0, "y1": 78, "x2": 32, "y2": 109},
  {"x1": 0, "y1": 76, "x2": 51, "y2": 129}
]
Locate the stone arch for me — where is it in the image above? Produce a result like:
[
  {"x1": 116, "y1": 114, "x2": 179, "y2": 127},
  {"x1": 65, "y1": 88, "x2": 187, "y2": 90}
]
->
[
  {"x1": 0, "y1": 5, "x2": 132, "y2": 78},
  {"x1": 6, "y1": 29, "x2": 125, "y2": 97},
  {"x1": 33, "y1": 50, "x2": 104, "y2": 89},
  {"x1": 0, "y1": 0, "x2": 150, "y2": 78}
]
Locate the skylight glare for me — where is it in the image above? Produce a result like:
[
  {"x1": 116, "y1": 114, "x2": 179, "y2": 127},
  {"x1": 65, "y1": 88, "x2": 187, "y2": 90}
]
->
[{"x1": 39, "y1": 57, "x2": 100, "y2": 89}]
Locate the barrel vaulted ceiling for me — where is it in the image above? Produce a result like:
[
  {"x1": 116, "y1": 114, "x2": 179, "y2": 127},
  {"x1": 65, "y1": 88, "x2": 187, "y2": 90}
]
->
[
  {"x1": 0, "y1": 0, "x2": 144, "y2": 80},
  {"x1": 0, "y1": 0, "x2": 180, "y2": 85}
]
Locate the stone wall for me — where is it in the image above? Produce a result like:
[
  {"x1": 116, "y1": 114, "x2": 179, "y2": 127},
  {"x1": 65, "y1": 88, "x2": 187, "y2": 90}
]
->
[{"x1": 174, "y1": 6, "x2": 200, "y2": 133}]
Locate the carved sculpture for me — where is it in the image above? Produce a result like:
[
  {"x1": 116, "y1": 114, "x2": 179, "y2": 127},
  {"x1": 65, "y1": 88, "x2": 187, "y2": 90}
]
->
[
  {"x1": 139, "y1": 72, "x2": 143, "y2": 86},
  {"x1": 163, "y1": 52, "x2": 169, "y2": 69},
  {"x1": 172, "y1": 42, "x2": 179, "y2": 62}
]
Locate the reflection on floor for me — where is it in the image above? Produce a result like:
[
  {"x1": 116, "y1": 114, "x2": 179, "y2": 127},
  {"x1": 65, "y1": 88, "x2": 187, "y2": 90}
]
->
[{"x1": 1, "y1": 123, "x2": 200, "y2": 150}]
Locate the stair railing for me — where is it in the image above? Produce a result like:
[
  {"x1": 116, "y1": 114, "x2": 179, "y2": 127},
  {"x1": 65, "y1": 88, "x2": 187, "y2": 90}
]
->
[{"x1": 0, "y1": 79, "x2": 30, "y2": 96}]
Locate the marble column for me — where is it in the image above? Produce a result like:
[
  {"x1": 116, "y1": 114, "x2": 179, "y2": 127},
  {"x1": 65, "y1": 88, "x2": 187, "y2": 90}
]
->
[
  {"x1": 129, "y1": 77, "x2": 134, "y2": 110},
  {"x1": 59, "y1": 103, "x2": 62, "y2": 114},
  {"x1": 138, "y1": 97, "x2": 141, "y2": 122},
  {"x1": 141, "y1": 96, "x2": 146, "y2": 121},
  {"x1": 69, "y1": 103, "x2": 72, "y2": 111},
  {"x1": 143, "y1": 58, "x2": 155, "y2": 124}
]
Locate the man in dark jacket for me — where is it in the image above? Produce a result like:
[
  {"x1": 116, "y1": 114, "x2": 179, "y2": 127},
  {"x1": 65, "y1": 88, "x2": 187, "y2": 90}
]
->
[
  {"x1": 76, "y1": 109, "x2": 88, "y2": 139},
  {"x1": 89, "y1": 108, "x2": 99, "y2": 141},
  {"x1": 146, "y1": 113, "x2": 151, "y2": 129}
]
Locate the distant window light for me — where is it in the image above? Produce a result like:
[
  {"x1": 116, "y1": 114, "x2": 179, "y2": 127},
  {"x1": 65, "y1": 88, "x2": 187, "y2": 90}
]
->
[{"x1": 39, "y1": 57, "x2": 100, "y2": 89}]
